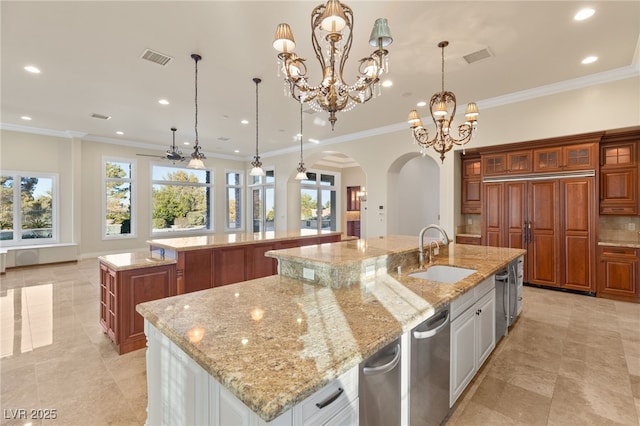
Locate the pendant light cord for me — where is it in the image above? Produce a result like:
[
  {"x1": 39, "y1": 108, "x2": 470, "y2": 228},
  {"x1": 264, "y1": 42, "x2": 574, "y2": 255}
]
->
[
  {"x1": 300, "y1": 101, "x2": 304, "y2": 163},
  {"x1": 194, "y1": 56, "x2": 199, "y2": 146},
  {"x1": 254, "y1": 78, "x2": 261, "y2": 158}
]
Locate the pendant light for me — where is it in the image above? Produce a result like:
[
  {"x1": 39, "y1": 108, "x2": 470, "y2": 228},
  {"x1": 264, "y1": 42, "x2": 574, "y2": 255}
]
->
[
  {"x1": 187, "y1": 53, "x2": 206, "y2": 170},
  {"x1": 250, "y1": 77, "x2": 266, "y2": 177},
  {"x1": 295, "y1": 101, "x2": 308, "y2": 180}
]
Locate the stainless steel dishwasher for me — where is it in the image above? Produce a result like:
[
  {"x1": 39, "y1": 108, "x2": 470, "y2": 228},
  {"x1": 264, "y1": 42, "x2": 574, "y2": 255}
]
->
[
  {"x1": 359, "y1": 337, "x2": 401, "y2": 426},
  {"x1": 410, "y1": 304, "x2": 451, "y2": 426}
]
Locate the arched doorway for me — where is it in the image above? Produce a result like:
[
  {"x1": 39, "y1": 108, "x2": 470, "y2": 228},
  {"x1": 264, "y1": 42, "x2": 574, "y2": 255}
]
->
[{"x1": 387, "y1": 153, "x2": 440, "y2": 236}]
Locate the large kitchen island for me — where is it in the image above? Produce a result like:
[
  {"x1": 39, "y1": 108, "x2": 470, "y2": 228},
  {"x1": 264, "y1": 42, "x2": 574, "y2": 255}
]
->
[{"x1": 136, "y1": 236, "x2": 525, "y2": 425}]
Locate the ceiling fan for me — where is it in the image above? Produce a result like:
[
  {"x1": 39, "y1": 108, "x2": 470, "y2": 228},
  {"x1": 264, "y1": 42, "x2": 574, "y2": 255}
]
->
[{"x1": 137, "y1": 127, "x2": 186, "y2": 163}]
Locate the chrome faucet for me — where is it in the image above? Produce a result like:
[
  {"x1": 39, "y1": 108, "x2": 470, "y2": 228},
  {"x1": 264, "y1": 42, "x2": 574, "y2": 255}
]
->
[{"x1": 418, "y1": 224, "x2": 451, "y2": 268}]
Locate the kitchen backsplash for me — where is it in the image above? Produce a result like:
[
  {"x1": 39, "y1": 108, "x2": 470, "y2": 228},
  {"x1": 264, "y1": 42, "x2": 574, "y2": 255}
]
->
[
  {"x1": 458, "y1": 214, "x2": 481, "y2": 235},
  {"x1": 600, "y1": 216, "x2": 640, "y2": 243}
]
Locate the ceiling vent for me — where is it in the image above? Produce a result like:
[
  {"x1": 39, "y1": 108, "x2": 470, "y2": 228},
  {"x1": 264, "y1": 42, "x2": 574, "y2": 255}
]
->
[
  {"x1": 140, "y1": 48, "x2": 174, "y2": 66},
  {"x1": 463, "y1": 48, "x2": 493, "y2": 65},
  {"x1": 217, "y1": 137, "x2": 230, "y2": 142},
  {"x1": 91, "y1": 113, "x2": 111, "y2": 120}
]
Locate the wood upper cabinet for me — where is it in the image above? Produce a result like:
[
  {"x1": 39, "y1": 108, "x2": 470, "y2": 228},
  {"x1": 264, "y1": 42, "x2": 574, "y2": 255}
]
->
[
  {"x1": 598, "y1": 246, "x2": 639, "y2": 302},
  {"x1": 600, "y1": 141, "x2": 638, "y2": 215},
  {"x1": 346, "y1": 186, "x2": 361, "y2": 211},
  {"x1": 461, "y1": 157, "x2": 481, "y2": 214},
  {"x1": 482, "y1": 150, "x2": 532, "y2": 176},
  {"x1": 533, "y1": 143, "x2": 596, "y2": 173}
]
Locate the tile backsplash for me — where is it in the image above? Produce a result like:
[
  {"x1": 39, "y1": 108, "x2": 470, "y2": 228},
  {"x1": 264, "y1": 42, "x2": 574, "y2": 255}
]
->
[
  {"x1": 457, "y1": 214, "x2": 481, "y2": 235},
  {"x1": 600, "y1": 216, "x2": 640, "y2": 242}
]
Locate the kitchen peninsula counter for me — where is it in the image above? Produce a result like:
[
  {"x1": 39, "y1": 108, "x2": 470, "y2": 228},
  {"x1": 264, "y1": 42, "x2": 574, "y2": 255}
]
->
[
  {"x1": 137, "y1": 236, "x2": 525, "y2": 423},
  {"x1": 147, "y1": 230, "x2": 342, "y2": 293}
]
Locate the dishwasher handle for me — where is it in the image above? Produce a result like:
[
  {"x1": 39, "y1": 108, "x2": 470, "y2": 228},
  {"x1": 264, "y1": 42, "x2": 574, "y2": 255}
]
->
[
  {"x1": 362, "y1": 344, "x2": 401, "y2": 376},
  {"x1": 413, "y1": 310, "x2": 449, "y2": 340}
]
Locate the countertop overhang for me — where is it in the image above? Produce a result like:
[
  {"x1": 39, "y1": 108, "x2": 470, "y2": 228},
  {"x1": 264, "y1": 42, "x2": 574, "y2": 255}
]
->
[
  {"x1": 136, "y1": 236, "x2": 525, "y2": 422},
  {"x1": 146, "y1": 230, "x2": 342, "y2": 252}
]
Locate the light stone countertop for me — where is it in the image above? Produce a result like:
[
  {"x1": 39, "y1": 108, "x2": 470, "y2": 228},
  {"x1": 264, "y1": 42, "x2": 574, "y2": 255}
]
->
[
  {"x1": 136, "y1": 236, "x2": 525, "y2": 422},
  {"x1": 146, "y1": 229, "x2": 342, "y2": 251},
  {"x1": 98, "y1": 251, "x2": 176, "y2": 271},
  {"x1": 598, "y1": 240, "x2": 640, "y2": 249}
]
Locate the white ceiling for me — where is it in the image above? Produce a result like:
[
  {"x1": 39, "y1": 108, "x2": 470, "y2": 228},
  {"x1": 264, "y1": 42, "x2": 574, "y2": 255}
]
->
[{"x1": 2, "y1": 1, "x2": 639, "y2": 163}]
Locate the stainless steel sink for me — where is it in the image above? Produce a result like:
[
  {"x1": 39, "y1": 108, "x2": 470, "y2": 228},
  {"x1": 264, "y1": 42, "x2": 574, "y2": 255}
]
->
[{"x1": 409, "y1": 265, "x2": 477, "y2": 283}]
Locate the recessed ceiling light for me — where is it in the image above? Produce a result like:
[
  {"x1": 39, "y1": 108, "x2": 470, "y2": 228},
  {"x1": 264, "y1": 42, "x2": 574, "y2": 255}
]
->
[
  {"x1": 183, "y1": 141, "x2": 190, "y2": 145},
  {"x1": 574, "y1": 8, "x2": 595, "y2": 21},
  {"x1": 582, "y1": 56, "x2": 598, "y2": 64},
  {"x1": 241, "y1": 119, "x2": 249, "y2": 125},
  {"x1": 309, "y1": 138, "x2": 320, "y2": 144},
  {"x1": 234, "y1": 149, "x2": 240, "y2": 153},
  {"x1": 417, "y1": 101, "x2": 427, "y2": 107},
  {"x1": 24, "y1": 65, "x2": 41, "y2": 74},
  {"x1": 381, "y1": 80, "x2": 393, "y2": 88},
  {"x1": 158, "y1": 99, "x2": 169, "y2": 105},
  {"x1": 116, "y1": 131, "x2": 124, "y2": 135},
  {"x1": 21, "y1": 116, "x2": 32, "y2": 121}
]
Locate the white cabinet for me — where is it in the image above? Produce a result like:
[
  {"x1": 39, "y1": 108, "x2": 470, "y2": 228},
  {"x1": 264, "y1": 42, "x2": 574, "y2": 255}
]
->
[
  {"x1": 449, "y1": 276, "x2": 496, "y2": 407},
  {"x1": 144, "y1": 320, "x2": 357, "y2": 426}
]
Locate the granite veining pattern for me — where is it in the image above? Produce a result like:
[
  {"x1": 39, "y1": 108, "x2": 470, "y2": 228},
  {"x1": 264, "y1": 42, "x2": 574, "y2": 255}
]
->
[
  {"x1": 137, "y1": 236, "x2": 525, "y2": 422},
  {"x1": 98, "y1": 251, "x2": 176, "y2": 271},
  {"x1": 147, "y1": 229, "x2": 342, "y2": 251}
]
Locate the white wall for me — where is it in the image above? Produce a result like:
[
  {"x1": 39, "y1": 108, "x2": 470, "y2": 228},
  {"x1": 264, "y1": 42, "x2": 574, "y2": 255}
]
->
[{"x1": 1, "y1": 76, "x2": 638, "y2": 258}]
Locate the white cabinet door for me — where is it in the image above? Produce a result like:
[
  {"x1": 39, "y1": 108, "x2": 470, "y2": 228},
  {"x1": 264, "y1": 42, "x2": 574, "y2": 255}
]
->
[
  {"x1": 476, "y1": 291, "x2": 496, "y2": 368},
  {"x1": 450, "y1": 307, "x2": 476, "y2": 406}
]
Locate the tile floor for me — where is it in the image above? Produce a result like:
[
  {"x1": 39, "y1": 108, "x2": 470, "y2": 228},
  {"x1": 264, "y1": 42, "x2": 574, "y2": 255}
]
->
[{"x1": 1, "y1": 259, "x2": 639, "y2": 425}]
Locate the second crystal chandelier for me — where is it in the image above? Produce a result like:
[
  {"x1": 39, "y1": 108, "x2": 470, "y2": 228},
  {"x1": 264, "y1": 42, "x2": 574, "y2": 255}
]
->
[
  {"x1": 408, "y1": 41, "x2": 479, "y2": 163},
  {"x1": 273, "y1": 0, "x2": 392, "y2": 130}
]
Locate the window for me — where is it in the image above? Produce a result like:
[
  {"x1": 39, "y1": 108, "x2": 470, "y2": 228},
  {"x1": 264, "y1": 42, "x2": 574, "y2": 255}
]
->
[
  {"x1": 151, "y1": 164, "x2": 212, "y2": 234},
  {"x1": 225, "y1": 170, "x2": 243, "y2": 231},
  {"x1": 300, "y1": 171, "x2": 338, "y2": 231},
  {"x1": 248, "y1": 169, "x2": 275, "y2": 232},
  {"x1": 103, "y1": 159, "x2": 134, "y2": 238},
  {"x1": 0, "y1": 172, "x2": 57, "y2": 245}
]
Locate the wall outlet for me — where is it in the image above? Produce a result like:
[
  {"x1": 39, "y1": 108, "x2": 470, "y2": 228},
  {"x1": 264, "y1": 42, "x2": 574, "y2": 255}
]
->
[
  {"x1": 629, "y1": 223, "x2": 636, "y2": 231},
  {"x1": 303, "y1": 268, "x2": 315, "y2": 281}
]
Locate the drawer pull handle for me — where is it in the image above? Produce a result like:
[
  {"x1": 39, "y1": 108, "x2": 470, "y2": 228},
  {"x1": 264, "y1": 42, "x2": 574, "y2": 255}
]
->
[{"x1": 315, "y1": 388, "x2": 344, "y2": 409}]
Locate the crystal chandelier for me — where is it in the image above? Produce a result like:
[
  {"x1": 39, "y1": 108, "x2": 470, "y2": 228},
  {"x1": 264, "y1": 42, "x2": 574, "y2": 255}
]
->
[
  {"x1": 187, "y1": 53, "x2": 206, "y2": 170},
  {"x1": 273, "y1": 0, "x2": 392, "y2": 130},
  {"x1": 408, "y1": 41, "x2": 479, "y2": 163},
  {"x1": 249, "y1": 77, "x2": 266, "y2": 177},
  {"x1": 295, "y1": 101, "x2": 308, "y2": 180}
]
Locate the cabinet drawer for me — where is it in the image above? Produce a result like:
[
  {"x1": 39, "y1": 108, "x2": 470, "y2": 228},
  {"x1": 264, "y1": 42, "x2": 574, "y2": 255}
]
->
[
  {"x1": 599, "y1": 246, "x2": 638, "y2": 257},
  {"x1": 451, "y1": 289, "x2": 476, "y2": 321},
  {"x1": 474, "y1": 276, "x2": 495, "y2": 299},
  {"x1": 298, "y1": 367, "x2": 358, "y2": 425},
  {"x1": 600, "y1": 206, "x2": 637, "y2": 215}
]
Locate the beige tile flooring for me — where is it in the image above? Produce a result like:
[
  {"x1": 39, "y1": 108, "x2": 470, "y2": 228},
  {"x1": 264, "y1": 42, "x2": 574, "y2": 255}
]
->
[{"x1": 1, "y1": 259, "x2": 639, "y2": 425}]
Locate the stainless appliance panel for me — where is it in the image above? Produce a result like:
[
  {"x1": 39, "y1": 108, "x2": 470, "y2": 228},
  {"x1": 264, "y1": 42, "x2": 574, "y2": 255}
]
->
[
  {"x1": 359, "y1": 338, "x2": 401, "y2": 426},
  {"x1": 410, "y1": 306, "x2": 451, "y2": 426}
]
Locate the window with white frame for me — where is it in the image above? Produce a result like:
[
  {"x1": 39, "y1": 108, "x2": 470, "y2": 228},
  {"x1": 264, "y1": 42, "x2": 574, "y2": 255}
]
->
[
  {"x1": 300, "y1": 170, "x2": 339, "y2": 232},
  {"x1": 151, "y1": 164, "x2": 212, "y2": 234},
  {"x1": 0, "y1": 172, "x2": 57, "y2": 245},
  {"x1": 247, "y1": 168, "x2": 275, "y2": 232},
  {"x1": 103, "y1": 158, "x2": 134, "y2": 238},
  {"x1": 225, "y1": 170, "x2": 243, "y2": 231}
]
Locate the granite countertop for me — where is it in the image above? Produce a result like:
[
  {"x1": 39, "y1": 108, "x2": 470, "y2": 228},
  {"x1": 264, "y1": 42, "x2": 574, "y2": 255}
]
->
[
  {"x1": 136, "y1": 236, "x2": 525, "y2": 422},
  {"x1": 146, "y1": 229, "x2": 342, "y2": 251},
  {"x1": 98, "y1": 251, "x2": 176, "y2": 271},
  {"x1": 598, "y1": 240, "x2": 640, "y2": 249}
]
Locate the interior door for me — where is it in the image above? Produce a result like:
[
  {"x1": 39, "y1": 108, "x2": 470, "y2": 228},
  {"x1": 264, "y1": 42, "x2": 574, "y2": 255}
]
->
[{"x1": 527, "y1": 180, "x2": 561, "y2": 287}]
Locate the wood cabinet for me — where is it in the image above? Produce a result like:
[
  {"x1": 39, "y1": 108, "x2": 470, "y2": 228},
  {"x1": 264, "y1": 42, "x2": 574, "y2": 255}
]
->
[
  {"x1": 455, "y1": 235, "x2": 481, "y2": 245},
  {"x1": 533, "y1": 143, "x2": 596, "y2": 173},
  {"x1": 346, "y1": 186, "x2": 361, "y2": 211},
  {"x1": 100, "y1": 261, "x2": 176, "y2": 354},
  {"x1": 597, "y1": 246, "x2": 639, "y2": 303},
  {"x1": 461, "y1": 157, "x2": 481, "y2": 214},
  {"x1": 482, "y1": 150, "x2": 532, "y2": 176},
  {"x1": 450, "y1": 277, "x2": 495, "y2": 406},
  {"x1": 346, "y1": 221, "x2": 361, "y2": 238},
  {"x1": 156, "y1": 234, "x2": 343, "y2": 294},
  {"x1": 482, "y1": 177, "x2": 595, "y2": 291},
  {"x1": 600, "y1": 141, "x2": 638, "y2": 215}
]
